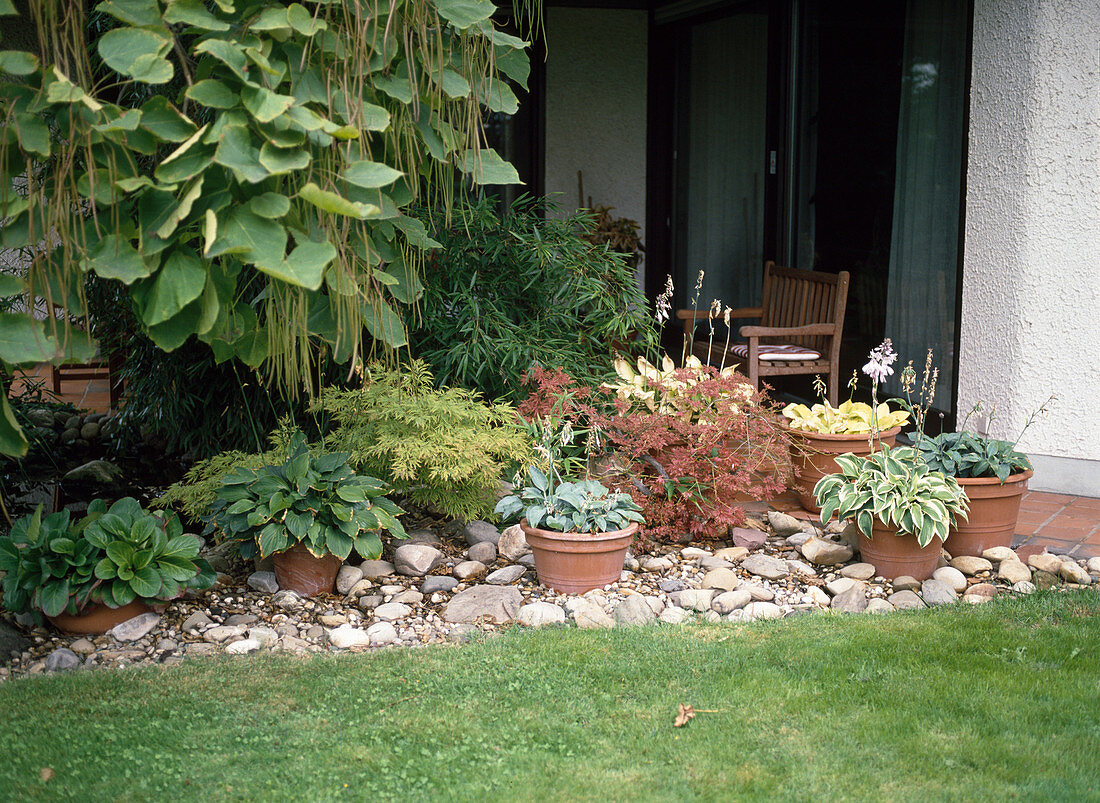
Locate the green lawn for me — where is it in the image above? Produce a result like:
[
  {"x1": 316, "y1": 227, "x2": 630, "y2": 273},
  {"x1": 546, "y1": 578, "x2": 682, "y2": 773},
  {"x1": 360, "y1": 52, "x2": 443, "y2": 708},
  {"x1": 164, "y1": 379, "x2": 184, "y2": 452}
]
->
[{"x1": 2, "y1": 590, "x2": 1099, "y2": 802}]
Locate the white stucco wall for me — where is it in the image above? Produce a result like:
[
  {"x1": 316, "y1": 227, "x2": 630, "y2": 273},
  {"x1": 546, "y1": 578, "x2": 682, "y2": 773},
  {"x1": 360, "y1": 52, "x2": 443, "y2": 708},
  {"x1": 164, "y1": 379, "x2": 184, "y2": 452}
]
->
[
  {"x1": 543, "y1": 8, "x2": 648, "y2": 275},
  {"x1": 960, "y1": 0, "x2": 1100, "y2": 495}
]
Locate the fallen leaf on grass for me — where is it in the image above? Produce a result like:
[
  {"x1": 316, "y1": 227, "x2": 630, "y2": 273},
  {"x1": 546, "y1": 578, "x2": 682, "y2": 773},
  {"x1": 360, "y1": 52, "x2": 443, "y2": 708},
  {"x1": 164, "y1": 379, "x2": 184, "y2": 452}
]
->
[
  {"x1": 674, "y1": 703, "x2": 695, "y2": 727},
  {"x1": 40, "y1": 767, "x2": 55, "y2": 782}
]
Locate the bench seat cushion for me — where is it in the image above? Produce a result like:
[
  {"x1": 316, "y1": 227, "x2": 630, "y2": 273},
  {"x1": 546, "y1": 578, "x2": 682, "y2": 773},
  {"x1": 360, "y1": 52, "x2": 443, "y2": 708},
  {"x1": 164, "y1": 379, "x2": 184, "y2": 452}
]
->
[{"x1": 730, "y1": 343, "x2": 822, "y2": 361}]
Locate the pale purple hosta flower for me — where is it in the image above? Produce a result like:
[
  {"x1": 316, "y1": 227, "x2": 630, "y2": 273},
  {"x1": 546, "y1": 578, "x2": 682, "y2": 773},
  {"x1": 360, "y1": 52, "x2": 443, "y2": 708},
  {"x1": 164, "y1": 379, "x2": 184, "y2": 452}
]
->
[
  {"x1": 862, "y1": 339, "x2": 897, "y2": 385},
  {"x1": 654, "y1": 275, "x2": 674, "y2": 324}
]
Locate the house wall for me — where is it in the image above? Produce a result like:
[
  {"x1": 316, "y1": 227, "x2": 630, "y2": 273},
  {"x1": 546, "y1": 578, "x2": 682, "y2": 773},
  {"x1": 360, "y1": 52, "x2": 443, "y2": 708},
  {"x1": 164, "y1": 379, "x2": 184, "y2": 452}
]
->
[
  {"x1": 543, "y1": 7, "x2": 648, "y2": 281},
  {"x1": 961, "y1": 0, "x2": 1100, "y2": 495}
]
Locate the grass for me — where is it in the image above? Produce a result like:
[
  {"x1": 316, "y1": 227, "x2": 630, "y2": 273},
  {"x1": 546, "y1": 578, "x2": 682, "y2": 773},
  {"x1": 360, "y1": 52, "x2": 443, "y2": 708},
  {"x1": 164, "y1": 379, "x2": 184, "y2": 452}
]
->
[{"x1": 2, "y1": 590, "x2": 1099, "y2": 802}]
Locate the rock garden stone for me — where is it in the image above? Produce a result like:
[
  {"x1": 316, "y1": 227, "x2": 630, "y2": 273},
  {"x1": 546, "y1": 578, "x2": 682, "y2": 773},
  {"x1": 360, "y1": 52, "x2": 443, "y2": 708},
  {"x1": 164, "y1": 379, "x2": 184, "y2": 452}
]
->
[
  {"x1": 741, "y1": 553, "x2": 788, "y2": 580},
  {"x1": 805, "y1": 586, "x2": 831, "y2": 607},
  {"x1": 950, "y1": 556, "x2": 994, "y2": 575},
  {"x1": 965, "y1": 582, "x2": 997, "y2": 601},
  {"x1": 394, "y1": 544, "x2": 445, "y2": 577},
  {"x1": 45, "y1": 648, "x2": 81, "y2": 672},
  {"x1": 714, "y1": 547, "x2": 749, "y2": 562},
  {"x1": 518, "y1": 601, "x2": 567, "y2": 628},
  {"x1": 680, "y1": 547, "x2": 711, "y2": 560},
  {"x1": 226, "y1": 638, "x2": 260, "y2": 655},
  {"x1": 358, "y1": 595, "x2": 383, "y2": 610},
  {"x1": 658, "y1": 606, "x2": 690, "y2": 624},
  {"x1": 453, "y1": 560, "x2": 488, "y2": 581},
  {"x1": 467, "y1": 541, "x2": 497, "y2": 564},
  {"x1": 920, "y1": 578, "x2": 958, "y2": 606},
  {"x1": 1087, "y1": 557, "x2": 1100, "y2": 574},
  {"x1": 731, "y1": 527, "x2": 767, "y2": 549},
  {"x1": 614, "y1": 595, "x2": 656, "y2": 626},
  {"x1": 998, "y1": 560, "x2": 1031, "y2": 585},
  {"x1": 336, "y1": 565, "x2": 365, "y2": 595},
  {"x1": 224, "y1": 614, "x2": 258, "y2": 626},
  {"x1": 825, "y1": 577, "x2": 861, "y2": 596},
  {"x1": 801, "y1": 537, "x2": 853, "y2": 566},
  {"x1": 840, "y1": 563, "x2": 876, "y2": 580},
  {"x1": 641, "y1": 556, "x2": 673, "y2": 572},
  {"x1": 567, "y1": 598, "x2": 614, "y2": 629},
  {"x1": 444, "y1": 586, "x2": 522, "y2": 623},
  {"x1": 1027, "y1": 552, "x2": 1063, "y2": 574},
  {"x1": 1013, "y1": 580, "x2": 1037, "y2": 594},
  {"x1": 497, "y1": 524, "x2": 531, "y2": 561},
  {"x1": 329, "y1": 624, "x2": 370, "y2": 649},
  {"x1": 405, "y1": 529, "x2": 442, "y2": 547},
  {"x1": 518, "y1": 554, "x2": 536, "y2": 567},
  {"x1": 272, "y1": 590, "x2": 303, "y2": 610},
  {"x1": 368, "y1": 622, "x2": 398, "y2": 645},
  {"x1": 671, "y1": 589, "x2": 716, "y2": 612},
  {"x1": 109, "y1": 613, "x2": 161, "y2": 642},
  {"x1": 359, "y1": 560, "x2": 396, "y2": 580},
  {"x1": 485, "y1": 565, "x2": 526, "y2": 585},
  {"x1": 346, "y1": 579, "x2": 374, "y2": 598},
  {"x1": 421, "y1": 576, "x2": 459, "y2": 594},
  {"x1": 204, "y1": 625, "x2": 246, "y2": 643},
  {"x1": 932, "y1": 566, "x2": 968, "y2": 593},
  {"x1": 831, "y1": 584, "x2": 868, "y2": 613},
  {"x1": 888, "y1": 590, "x2": 926, "y2": 610},
  {"x1": 247, "y1": 571, "x2": 279, "y2": 593},
  {"x1": 464, "y1": 520, "x2": 501, "y2": 546},
  {"x1": 892, "y1": 575, "x2": 921, "y2": 592},
  {"x1": 701, "y1": 568, "x2": 740, "y2": 591},
  {"x1": 390, "y1": 590, "x2": 423, "y2": 605},
  {"x1": 785, "y1": 559, "x2": 817, "y2": 576},
  {"x1": 982, "y1": 546, "x2": 1018, "y2": 563},
  {"x1": 767, "y1": 511, "x2": 803, "y2": 536},
  {"x1": 747, "y1": 585, "x2": 775, "y2": 601},
  {"x1": 69, "y1": 638, "x2": 96, "y2": 655},
  {"x1": 373, "y1": 602, "x2": 411, "y2": 621},
  {"x1": 785, "y1": 532, "x2": 812, "y2": 547},
  {"x1": 1033, "y1": 570, "x2": 1061, "y2": 589},
  {"x1": 742, "y1": 601, "x2": 782, "y2": 620},
  {"x1": 699, "y1": 556, "x2": 735, "y2": 571},
  {"x1": 249, "y1": 627, "x2": 278, "y2": 647},
  {"x1": 712, "y1": 589, "x2": 752, "y2": 614},
  {"x1": 182, "y1": 611, "x2": 212, "y2": 633},
  {"x1": 1059, "y1": 561, "x2": 1092, "y2": 585},
  {"x1": 659, "y1": 578, "x2": 686, "y2": 593},
  {"x1": 866, "y1": 598, "x2": 895, "y2": 614},
  {"x1": 62, "y1": 459, "x2": 122, "y2": 486}
]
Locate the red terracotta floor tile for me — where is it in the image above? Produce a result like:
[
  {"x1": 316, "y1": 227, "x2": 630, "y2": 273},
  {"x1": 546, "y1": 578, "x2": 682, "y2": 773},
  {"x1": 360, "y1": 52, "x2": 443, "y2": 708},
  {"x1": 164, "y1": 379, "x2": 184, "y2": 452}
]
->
[
  {"x1": 1067, "y1": 497, "x2": 1100, "y2": 511},
  {"x1": 1025, "y1": 491, "x2": 1078, "y2": 504},
  {"x1": 1013, "y1": 544, "x2": 1046, "y2": 561}
]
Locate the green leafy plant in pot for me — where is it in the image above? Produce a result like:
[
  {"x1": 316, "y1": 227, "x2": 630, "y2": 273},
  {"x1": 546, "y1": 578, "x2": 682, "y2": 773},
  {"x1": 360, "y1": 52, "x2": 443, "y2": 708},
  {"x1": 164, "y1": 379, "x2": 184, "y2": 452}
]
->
[
  {"x1": 915, "y1": 396, "x2": 1054, "y2": 556},
  {"x1": 495, "y1": 416, "x2": 644, "y2": 594},
  {"x1": 0, "y1": 499, "x2": 214, "y2": 634},
  {"x1": 812, "y1": 343, "x2": 969, "y2": 580},
  {"x1": 211, "y1": 431, "x2": 407, "y2": 596}
]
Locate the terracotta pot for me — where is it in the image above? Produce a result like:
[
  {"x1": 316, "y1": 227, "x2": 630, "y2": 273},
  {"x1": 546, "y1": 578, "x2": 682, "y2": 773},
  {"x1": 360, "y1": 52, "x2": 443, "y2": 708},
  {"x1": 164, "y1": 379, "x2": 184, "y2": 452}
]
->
[
  {"x1": 857, "y1": 519, "x2": 942, "y2": 580},
  {"x1": 944, "y1": 470, "x2": 1033, "y2": 557},
  {"x1": 521, "y1": 519, "x2": 638, "y2": 594},
  {"x1": 272, "y1": 543, "x2": 343, "y2": 596},
  {"x1": 48, "y1": 599, "x2": 153, "y2": 635},
  {"x1": 787, "y1": 425, "x2": 901, "y2": 513}
]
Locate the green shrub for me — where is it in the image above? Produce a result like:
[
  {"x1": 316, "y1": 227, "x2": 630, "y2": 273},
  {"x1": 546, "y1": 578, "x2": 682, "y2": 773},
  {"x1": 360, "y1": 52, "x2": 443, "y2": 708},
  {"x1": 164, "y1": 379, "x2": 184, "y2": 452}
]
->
[
  {"x1": 314, "y1": 361, "x2": 530, "y2": 521},
  {"x1": 412, "y1": 196, "x2": 659, "y2": 400}
]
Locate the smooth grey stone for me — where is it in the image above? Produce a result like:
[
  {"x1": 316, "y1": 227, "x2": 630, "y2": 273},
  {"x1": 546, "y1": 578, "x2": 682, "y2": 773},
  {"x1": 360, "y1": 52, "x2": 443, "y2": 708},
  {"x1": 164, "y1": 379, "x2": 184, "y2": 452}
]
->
[
  {"x1": 485, "y1": 565, "x2": 526, "y2": 585},
  {"x1": 801, "y1": 537, "x2": 854, "y2": 566},
  {"x1": 453, "y1": 560, "x2": 487, "y2": 581},
  {"x1": 62, "y1": 459, "x2": 122, "y2": 485},
  {"x1": 328, "y1": 624, "x2": 370, "y2": 648},
  {"x1": 357, "y1": 595, "x2": 384, "y2": 610},
  {"x1": 404, "y1": 529, "x2": 442, "y2": 547},
  {"x1": 108, "y1": 613, "x2": 160, "y2": 642},
  {"x1": 421, "y1": 576, "x2": 459, "y2": 594},
  {"x1": 932, "y1": 566, "x2": 967, "y2": 593},
  {"x1": 464, "y1": 521, "x2": 501, "y2": 546},
  {"x1": 203, "y1": 625, "x2": 246, "y2": 643},
  {"x1": 518, "y1": 601, "x2": 567, "y2": 628},
  {"x1": 730, "y1": 527, "x2": 767, "y2": 549},
  {"x1": 887, "y1": 589, "x2": 926, "y2": 610},
  {"x1": 767, "y1": 511, "x2": 804, "y2": 536},
  {"x1": 831, "y1": 584, "x2": 868, "y2": 613},
  {"x1": 181, "y1": 611, "x2": 212, "y2": 633},
  {"x1": 920, "y1": 578, "x2": 958, "y2": 606},
  {"x1": 741, "y1": 553, "x2": 789, "y2": 580},
  {"x1": 247, "y1": 571, "x2": 279, "y2": 593},
  {"x1": 223, "y1": 613, "x2": 257, "y2": 627},
  {"x1": 394, "y1": 544, "x2": 445, "y2": 577},
  {"x1": 358, "y1": 560, "x2": 396, "y2": 580},
  {"x1": 658, "y1": 578, "x2": 686, "y2": 593},
  {"x1": 467, "y1": 541, "x2": 497, "y2": 564},
  {"x1": 497, "y1": 524, "x2": 532, "y2": 561},
  {"x1": 336, "y1": 565, "x2": 365, "y2": 595},
  {"x1": 443, "y1": 586, "x2": 523, "y2": 623},
  {"x1": 373, "y1": 602, "x2": 411, "y2": 621},
  {"x1": 368, "y1": 622, "x2": 398, "y2": 645},
  {"x1": 45, "y1": 648, "x2": 81, "y2": 672},
  {"x1": 712, "y1": 589, "x2": 752, "y2": 614},
  {"x1": 566, "y1": 598, "x2": 614, "y2": 629},
  {"x1": 614, "y1": 595, "x2": 656, "y2": 626}
]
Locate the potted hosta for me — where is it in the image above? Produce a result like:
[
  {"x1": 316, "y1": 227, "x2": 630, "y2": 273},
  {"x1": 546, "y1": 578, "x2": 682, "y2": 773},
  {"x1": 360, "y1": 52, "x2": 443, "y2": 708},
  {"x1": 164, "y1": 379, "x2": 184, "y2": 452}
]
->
[
  {"x1": 211, "y1": 431, "x2": 407, "y2": 596},
  {"x1": 0, "y1": 499, "x2": 214, "y2": 634},
  {"x1": 915, "y1": 397, "x2": 1053, "y2": 556},
  {"x1": 782, "y1": 396, "x2": 909, "y2": 513},
  {"x1": 496, "y1": 466, "x2": 644, "y2": 594},
  {"x1": 814, "y1": 446, "x2": 969, "y2": 579}
]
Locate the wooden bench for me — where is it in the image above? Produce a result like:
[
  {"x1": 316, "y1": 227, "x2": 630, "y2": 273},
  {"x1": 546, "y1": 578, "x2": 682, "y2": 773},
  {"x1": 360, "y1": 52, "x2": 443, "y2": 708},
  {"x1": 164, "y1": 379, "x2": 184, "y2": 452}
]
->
[
  {"x1": 677, "y1": 262, "x2": 850, "y2": 406},
  {"x1": 50, "y1": 355, "x2": 123, "y2": 410}
]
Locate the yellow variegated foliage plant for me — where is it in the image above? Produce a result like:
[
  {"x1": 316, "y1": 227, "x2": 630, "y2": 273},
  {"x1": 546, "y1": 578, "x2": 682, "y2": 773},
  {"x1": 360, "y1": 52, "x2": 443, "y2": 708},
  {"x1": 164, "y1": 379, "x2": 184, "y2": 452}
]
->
[{"x1": 782, "y1": 400, "x2": 910, "y2": 435}]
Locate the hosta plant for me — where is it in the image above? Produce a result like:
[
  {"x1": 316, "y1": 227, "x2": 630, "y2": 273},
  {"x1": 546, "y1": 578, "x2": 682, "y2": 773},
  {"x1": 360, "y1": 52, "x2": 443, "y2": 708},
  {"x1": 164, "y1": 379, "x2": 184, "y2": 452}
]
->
[
  {"x1": 0, "y1": 499, "x2": 213, "y2": 619},
  {"x1": 495, "y1": 467, "x2": 644, "y2": 534},
  {"x1": 916, "y1": 431, "x2": 1031, "y2": 482},
  {"x1": 211, "y1": 431, "x2": 406, "y2": 560},
  {"x1": 607, "y1": 355, "x2": 752, "y2": 420},
  {"x1": 85, "y1": 498, "x2": 215, "y2": 608},
  {"x1": 813, "y1": 446, "x2": 969, "y2": 547},
  {"x1": 782, "y1": 400, "x2": 909, "y2": 435}
]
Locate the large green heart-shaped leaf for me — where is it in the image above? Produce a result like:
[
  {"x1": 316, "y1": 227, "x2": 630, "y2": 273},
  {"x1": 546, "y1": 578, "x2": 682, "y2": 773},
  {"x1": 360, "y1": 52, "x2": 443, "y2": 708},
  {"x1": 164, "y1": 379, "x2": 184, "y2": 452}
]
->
[
  {"x1": 140, "y1": 96, "x2": 197, "y2": 142},
  {"x1": 147, "y1": 297, "x2": 202, "y2": 351},
  {"x1": 211, "y1": 207, "x2": 287, "y2": 271},
  {"x1": 459, "y1": 147, "x2": 522, "y2": 185},
  {"x1": 185, "y1": 79, "x2": 237, "y2": 109},
  {"x1": 156, "y1": 176, "x2": 204, "y2": 239},
  {"x1": 342, "y1": 160, "x2": 403, "y2": 189},
  {"x1": 362, "y1": 298, "x2": 407, "y2": 347},
  {"x1": 97, "y1": 27, "x2": 174, "y2": 84},
  {"x1": 249, "y1": 192, "x2": 291, "y2": 219},
  {"x1": 14, "y1": 113, "x2": 49, "y2": 157},
  {"x1": 0, "y1": 395, "x2": 28, "y2": 458},
  {"x1": 142, "y1": 251, "x2": 206, "y2": 325},
  {"x1": 163, "y1": 0, "x2": 230, "y2": 31},
  {"x1": 435, "y1": 0, "x2": 495, "y2": 29},
  {"x1": 265, "y1": 240, "x2": 335, "y2": 290},
  {"x1": 0, "y1": 50, "x2": 38, "y2": 75},
  {"x1": 258, "y1": 142, "x2": 310, "y2": 174},
  {"x1": 0, "y1": 275, "x2": 25, "y2": 297},
  {"x1": 97, "y1": 0, "x2": 163, "y2": 27},
  {"x1": 287, "y1": 2, "x2": 327, "y2": 35},
  {"x1": 0, "y1": 314, "x2": 57, "y2": 364},
  {"x1": 241, "y1": 86, "x2": 295, "y2": 123},
  {"x1": 215, "y1": 125, "x2": 269, "y2": 183},
  {"x1": 85, "y1": 235, "x2": 152, "y2": 284}
]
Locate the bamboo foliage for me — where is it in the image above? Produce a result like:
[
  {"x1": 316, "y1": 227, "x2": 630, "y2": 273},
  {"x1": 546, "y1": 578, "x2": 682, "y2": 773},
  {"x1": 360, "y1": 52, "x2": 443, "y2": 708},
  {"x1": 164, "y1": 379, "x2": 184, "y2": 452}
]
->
[{"x1": 0, "y1": 0, "x2": 531, "y2": 456}]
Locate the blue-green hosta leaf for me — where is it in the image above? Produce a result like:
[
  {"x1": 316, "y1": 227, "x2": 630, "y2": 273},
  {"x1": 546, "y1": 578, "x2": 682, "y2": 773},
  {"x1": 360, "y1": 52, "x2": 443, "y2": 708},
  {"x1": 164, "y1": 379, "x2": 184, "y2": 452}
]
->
[
  {"x1": 0, "y1": 314, "x2": 57, "y2": 364},
  {"x1": 258, "y1": 523, "x2": 290, "y2": 557},
  {"x1": 324, "y1": 528, "x2": 353, "y2": 560},
  {"x1": 142, "y1": 251, "x2": 205, "y2": 326},
  {"x1": 97, "y1": 27, "x2": 174, "y2": 84},
  {"x1": 185, "y1": 79, "x2": 237, "y2": 109},
  {"x1": 163, "y1": 0, "x2": 230, "y2": 31},
  {"x1": 0, "y1": 50, "x2": 38, "y2": 75},
  {"x1": 353, "y1": 532, "x2": 383, "y2": 560},
  {"x1": 342, "y1": 160, "x2": 403, "y2": 189},
  {"x1": 435, "y1": 0, "x2": 495, "y2": 29},
  {"x1": 459, "y1": 148, "x2": 521, "y2": 185},
  {"x1": 299, "y1": 182, "x2": 378, "y2": 219}
]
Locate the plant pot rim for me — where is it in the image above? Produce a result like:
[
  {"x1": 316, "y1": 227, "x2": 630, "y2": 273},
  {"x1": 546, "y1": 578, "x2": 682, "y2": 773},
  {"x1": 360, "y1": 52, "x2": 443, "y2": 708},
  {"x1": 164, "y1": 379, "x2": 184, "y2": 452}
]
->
[
  {"x1": 782, "y1": 422, "x2": 902, "y2": 441},
  {"x1": 520, "y1": 519, "x2": 640, "y2": 542},
  {"x1": 952, "y1": 469, "x2": 1033, "y2": 487}
]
